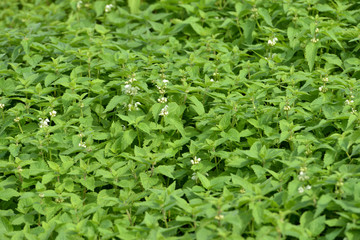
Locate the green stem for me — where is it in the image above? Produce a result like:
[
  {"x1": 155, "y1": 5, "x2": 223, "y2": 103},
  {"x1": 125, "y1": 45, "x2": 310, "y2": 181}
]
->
[{"x1": 17, "y1": 122, "x2": 23, "y2": 134}]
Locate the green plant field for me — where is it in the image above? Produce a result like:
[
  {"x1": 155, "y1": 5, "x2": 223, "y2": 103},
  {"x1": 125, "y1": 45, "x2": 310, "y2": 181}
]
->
[{"x1": 1, "y1": 0, "x2": 360, "y2": 239}]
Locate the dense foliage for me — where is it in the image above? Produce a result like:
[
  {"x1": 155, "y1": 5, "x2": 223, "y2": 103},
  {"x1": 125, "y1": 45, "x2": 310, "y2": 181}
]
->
[{"x1": 1, "y1": 0, "x2": 360, "y2": 239}]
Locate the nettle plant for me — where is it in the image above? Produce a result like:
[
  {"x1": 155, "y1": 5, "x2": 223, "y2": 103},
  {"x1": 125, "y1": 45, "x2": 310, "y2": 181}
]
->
[{"x1": 1, "y1": 0, "x2": 360, "y2": 239}]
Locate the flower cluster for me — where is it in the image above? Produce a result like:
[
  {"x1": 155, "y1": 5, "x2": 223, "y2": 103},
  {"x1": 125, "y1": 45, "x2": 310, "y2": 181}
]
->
[
  {"x1": 191, "y1": 156, "x2": 201, "y2": 165},
  {"x1": 298, "y1": 185, "x2": 311, "y2": 194},
  {"x1": 191, "y1": 172, "x2": 209, "y2": 181},
  {"x1": 128, "y1": 102, "x2": 141, "y2": 111},
  {"x1": 49, "y1": 110, "x2": 57, "y2": 117},
  {"x1": 345, "y1": 99, "x2": 354, "y2": 105},
  {"x1": 311, "y1": 37, "x2": 319, "y2": 43},
  {"x1": 215, "y1": 214, "x2": 224, "y2": 220},
  {"x1": 105, "y1": 4, "x2": 114, "y2": 12},
  {"x1": 283, "y1": 105, "x2": 291, "y2": 111},
  {"x1": 159, "y1": 105, "x2": 169, "y2": 116},
  {"x1": 319, "y1": 85, "x2": 327, "y2": 93},
  {"x1": 156, "y1": 79, "x2": 169, "y2": 95},
  {"x1": 79, "y1": 141, "x2": 86, "y2": 148},
  {"x1": 14, "y1": 117, "x2": 20, "y2": 122},
  {"x1": 124, "y1": 84, "x2": 140, "y2": 96},
  {"x1": 39, "y1": 118, "x2": 50, "y2": 128},
  {"x1": 77, "y1": 0, "x2": 83, "y2": 9},
  {"x1": 0, "y1": 103, "x2": 4, "y2": 109},
  {"x1": 298, "y1": 167, "x2": 310, "y2": 181},
  {"x1": 123, "y1": 75, "x2": 140, "y2": 96},
  {"x1": 267, "y1": 37, "x2": 278, "y2": 46},
  {"x1": 157, "y1": 97, "x2": 168, "y2": 103}
]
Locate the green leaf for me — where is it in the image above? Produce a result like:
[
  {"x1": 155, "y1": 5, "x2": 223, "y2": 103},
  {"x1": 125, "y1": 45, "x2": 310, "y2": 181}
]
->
[
  {"x1": 153, "y1": 165, "x2": 175, "y2": 179},
  {"x1": 0, "y1": 189, "x2": 20, "y2": 201},
  {"x1": 314, "y1": 195, "x2": 332, "y2": 218},
  {"x1": 189, "y1": 96, "x2": 205, "y2": 115},
  {"x1": 249, "y1": 201, "x2": 263, "y2": 225},
  {"x1": 324, "y1": 150, "x2": 335, "y2": 167},
  {"x1": 242, "y1": 19, "x2": 255, "y2": 44},
  {"x1": 172, "y1": 195, "x2": 192, "y2": 213},
  {"x1": 305, "y1": 42, "x2": 317, "y2": 72},
  {"x1": 326, "y1": 29, "x2": 343, "y2": 49},
  {"x1": 139, "y1": 172, "x2": 158, "y2": 190},
  {"x1": 197, "y1": 172, "x2": 210, "y2": 189},
  {"x1": 95, "y1": 24, "x2": 110, "y2": 35},
  {"x1": 79, "y1": 176, "x2": 95, "y2": 191},
  {"x1": 121, "y1": 129, "x2": 137, "y2": 151},
  {"x1": 322, "y1": 53, "x2": 342, "y2": 68},
  {"x1": 104, "y1": 96, "x2": 127, "y2": 113},
  {"x1": 128, "y1": 0, "x2": 141, "y2": 14},
  {"x1": 258, "y1": 8, "x2": 273, "y2": 26},
  {"x1": 71, "y1": 195, "x2": 83, "y2": 209},
  {"x1": 94, "y1": 1, "x2": 106, "y2": 16},
  {"x1": 190, "y1": 23, "x2": 208, "y2": 36},
  {"x1": 44, "y1": 73, "x2": 57, "y2": 87},
  {"x1": 218, "y1": 112, "x2": 231, "y2": 130},
  {"x1": 165, "y1": 117, "x2": 186, "y2": 137},
  {"x1": 309, "y1": 215, "x2": 325, "y2": 236}
]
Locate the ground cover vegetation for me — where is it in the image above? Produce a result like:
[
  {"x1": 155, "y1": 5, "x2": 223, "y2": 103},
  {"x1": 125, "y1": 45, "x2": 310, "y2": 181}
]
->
[{"x1": 1, "y1": 0, "x2": 360, "y2": 239}]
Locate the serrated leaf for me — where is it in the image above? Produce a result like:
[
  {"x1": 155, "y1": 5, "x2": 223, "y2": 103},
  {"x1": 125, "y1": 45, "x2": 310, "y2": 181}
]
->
[
  {"x1": 305, "y1": 42, "x2": 317, "y2": 72},
  {"x1": 128, "y1": 0, "x2": 140, "y2": 14},
  {"x1": 190, "y1": 23, "x2": 207, "y2": 36},
  {"x1": 139, "y1": 172, "x2": 158, "y2": 190},
  {"x1": 166, "y1": 117, "x2": 186, "y2": 137},
  {"x1": 322, "y1": 53, "x2": 342, "y2": 68},
  {"x1": 121, "y1": 129, "x2": 137, "y2": 151},
  {"x1": 79, "y1": 176, "x2": 95, "y2": 191},
  {"x1": 104, "y1": 95, "x2": 127, "y2": 113},
  {"x1": 153, "y1": 165, "x2": 175, "y2": 178},
  {"x1": 189, "y1": 96, "x2": 205, "y2": 115},
  {"x1": 94, "y1": 1, "x2": 106, "y2": 16},
  {"x1": 172, "y1": 195, "x2": 192, "y2": 213},
  {"x1": 0, "y1": 189, "x2": 20, "y2": 201},
  {"x1": 197, "y1": 172, "x2": 210, "y2": 189},
  {"x1": 258, "y1": 8, "x2": 273, "y2": 26}
]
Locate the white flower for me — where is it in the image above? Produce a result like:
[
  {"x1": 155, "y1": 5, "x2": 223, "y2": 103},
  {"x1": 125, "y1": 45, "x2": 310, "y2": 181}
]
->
[
  {"x1": 123, "y1": 84, "x2": 140, "y2": 96},
  {"x1": 311, "y1": 37, "x2": 319, "y2": 43},
  {"x1": 315, "y1": 28, "x2": 319, "y2": 33},
  {"x1": 191, "y1": 156, "x2": 201, "y2": 165},
  {"x1": 14, "y1": 117, "x2": 20, "y2": 122},
  {"x1": 159, "y1": 105, "x2": 169, "y2": 116},
  {"x1": 283, "y1": 105, "x2": 291, "y2": 111},
  {"x1": 267, "y1": 37, "x2": 278, "y2": 46},
  {"x1": 210, "y1": 78, "x2": 214, "y2": 82},
  {"x1": 77, "y1": 0, "x2": 83, "y2": 9},
  {"x1": 345, "y1": 99, "x2": 354, "y2": 105},
  {"x1": 157, "y1": 97, "x2": 168, "y2": 103},
  {"x1": 298, "y1": 171, "x2": 309, "y2": 181},
  {"x1": 128, "y1": 102, "x2": 141, "y2": 111},
  {"x1": 39, "y1": 193, "x2": 45, "y2": 198},
  {"x1": 162, "y1": 79, "x2": 169, "y2": 84},
  {"x1": 298, "y1": 186, "x2": 304, "y2": 193},
  {"x1": 319, "y1": 86, "x2": 326, "y2": 92},
  {"x1": 305, "y1": 185, "x2": 312, "y2": 190},
  {"x1": 191, "y1": 172, "x2": 197, "y2": 180},
  {"x1": 105, "y1": 4, "x2": 114, "y2": 12},
  {"x1": 49, "y1": 110, "x2": 57, "y2": 117},
  {"x1": 0, "y1": 103, "x2": 4, "y2": 109},
  {"x1": 39, "y1": 118, "x2": 50, "y2": 128},
  {"x1": 322, "y1": 77, "x2": 328, "y2": 83},
  {"x1": 351, "y1": 108, "x2": 357, "y2": 114},
  {"x1": 215, "y1": 215, "x2": 224, "y2": 220},
  {"x1": 79, "y1": 142, "x2": 86, "y2": 148}
]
